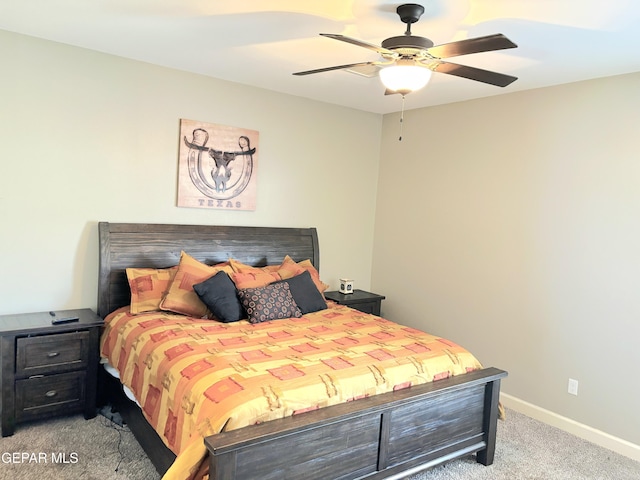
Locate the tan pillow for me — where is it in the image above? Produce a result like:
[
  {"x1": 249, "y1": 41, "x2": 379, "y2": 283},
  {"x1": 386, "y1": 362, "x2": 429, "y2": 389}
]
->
[
  {"x1": 229, "y1": 258, "x2": 254, "y2": 273},
  {"x1": 229, "y1": 258, "x2": 289, "y2": 274},
  {"x1": 260, "y1": 265, "x2": 281, "y2": 273},
  {"x1": 228, "y1": 258, "x2": 283, "y2": 289},
  {"x1": 126, "y1": 266, "x2": 178, "y2": 314},
  {"x1": 231, "y1": 270, "x2": 281, "y2": 289},
  {"x1": 160, "y1": 252, "x2": 232, "y2": 317},
  {"x1": 276, "y1": 255, "x2": 305, "y2": 280},
  {"x1": 228, "y1": 256, "x2": 327, "y2": 293}
]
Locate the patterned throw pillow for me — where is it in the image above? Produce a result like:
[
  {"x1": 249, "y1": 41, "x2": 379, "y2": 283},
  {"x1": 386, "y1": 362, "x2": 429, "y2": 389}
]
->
[
  {"x1": 126, "y1": 266, "x2": 178, "y2": 314},
  {"x1": 237, "y1": 282, "x2": 302, "y2": 324},
  {"x1": 160, "y1": 251, "x2": 233, "y2": 318}
]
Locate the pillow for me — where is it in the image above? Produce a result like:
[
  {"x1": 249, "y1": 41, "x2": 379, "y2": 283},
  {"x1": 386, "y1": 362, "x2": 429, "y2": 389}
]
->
[
  {"x1": 193, "y1": 271, "x2": 245, "y2": 323},
  {"x1": 237, "y1": 282, "x2": 302, "y2": 324},
  {"x1": 231, "y1": 270, "x2": 281, "y2": 289},
  {"x1": 126, "y1": 266, "x2": 178, "y2": 314},
  {"x1": 229, "y1": 258, "x2": 258, "y2": 273},
  {"x1": 274, "y1": 271, "x2": 327, "y2": 314},
  {"x1": 276, "y1": 255, "x2": 305, "y2": 279},
  {"x1": 261, "y1": 265, "x2": 281, "y2": 273},
  {"x1": 279, "y1": 256, "x2": 330, "y2": 294},
  {"x1": 160, "y1": 251, "x2": 233, "y2": 318}
]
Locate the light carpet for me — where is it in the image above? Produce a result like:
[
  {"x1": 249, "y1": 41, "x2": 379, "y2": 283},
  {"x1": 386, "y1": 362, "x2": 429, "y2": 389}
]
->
[
  {"x1": 0, "y1": 408, "x2": 638, "y2": 479},
  {"x1": 407, "y1": 408, "x2": 640, "y2": 480}
]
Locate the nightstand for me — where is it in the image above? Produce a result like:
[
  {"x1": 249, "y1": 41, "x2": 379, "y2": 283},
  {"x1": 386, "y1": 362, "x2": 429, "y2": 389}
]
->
[
  {"x1": 324, "y1": 289, "x2": 386, "y2": 316},
  {"x1": 0, "y1": 308, "x2": 103, "y2": 437}
]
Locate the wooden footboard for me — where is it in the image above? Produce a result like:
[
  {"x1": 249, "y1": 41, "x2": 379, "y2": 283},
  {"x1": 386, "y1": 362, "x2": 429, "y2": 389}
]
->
[{"x1": 205, "y1": 367, "x2": 507, "y2": 480}]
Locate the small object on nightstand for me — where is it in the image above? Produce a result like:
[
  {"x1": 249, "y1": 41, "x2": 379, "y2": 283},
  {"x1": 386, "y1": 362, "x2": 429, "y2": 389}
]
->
[
  {"x1": 49, "y1": 311, "x2": 80, "y2": 324},
  {"x1": 324, "y1": 289, "x2": 385, "y2": 316},
  {"x1": 51, "y1": 316, "x2": 80, "y2": 324},
  {"x1": 339, "y1": 278, "x2": 354, "y2": 294}
]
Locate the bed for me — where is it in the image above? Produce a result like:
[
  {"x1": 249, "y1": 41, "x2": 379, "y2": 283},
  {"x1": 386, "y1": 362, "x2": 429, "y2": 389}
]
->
[{"x1": 97, "y1": 221, "x2": 507, "y2": 480}]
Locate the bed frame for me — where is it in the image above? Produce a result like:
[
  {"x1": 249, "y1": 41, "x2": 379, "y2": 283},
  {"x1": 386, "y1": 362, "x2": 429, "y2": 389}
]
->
[{"x1": 97, "y1": 221, "x2": 507, "y2": 480}]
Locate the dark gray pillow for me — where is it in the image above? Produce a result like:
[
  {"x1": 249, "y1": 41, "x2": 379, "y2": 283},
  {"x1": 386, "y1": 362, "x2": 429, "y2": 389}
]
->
[
  {"x1": 193, "y1": 271, "x2": 245, "y2": 323},
  {"x1": 275, "y1": 270, "x2": 327, "y2": 314}
]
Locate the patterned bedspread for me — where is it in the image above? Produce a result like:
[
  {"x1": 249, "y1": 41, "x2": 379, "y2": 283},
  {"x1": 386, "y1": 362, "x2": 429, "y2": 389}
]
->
[{"x1": 100, "y1": 304, "x2": 482, "y2": 480}]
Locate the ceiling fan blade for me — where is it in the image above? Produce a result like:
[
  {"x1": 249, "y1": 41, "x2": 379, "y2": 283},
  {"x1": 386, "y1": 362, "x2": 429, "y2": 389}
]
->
[
  {"x1": 433, "y1": 61, "x2": 517, "y2": 87},
  {"x1": 427, "y1": 34, "x2": 517, "y2": 59},
  {"x1": 293, "y1": 61, "x2": 377, "y2": 76},
  {"x1": 320, "y1": 33, "x2": 395, "y2": 56}
]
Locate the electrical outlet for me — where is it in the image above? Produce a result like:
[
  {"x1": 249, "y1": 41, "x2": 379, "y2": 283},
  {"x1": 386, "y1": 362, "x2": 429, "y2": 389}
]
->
[{"x1": 568, "y1": 378, "x2": 579, "y2": 396}]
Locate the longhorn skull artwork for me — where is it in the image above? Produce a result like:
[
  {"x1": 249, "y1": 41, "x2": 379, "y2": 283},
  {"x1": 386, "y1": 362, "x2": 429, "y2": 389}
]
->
[
  {"x1": 177, "y1": 119, "x2": 259, "y2": 211},
  {"x1": 183, "y1": 133, "x2": 255, "y2": 194}
]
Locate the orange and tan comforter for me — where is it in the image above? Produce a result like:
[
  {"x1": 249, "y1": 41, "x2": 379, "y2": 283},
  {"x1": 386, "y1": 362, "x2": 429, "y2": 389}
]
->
[{"x1": 101, "y1": 304, "x2": 482, "y2": 480}]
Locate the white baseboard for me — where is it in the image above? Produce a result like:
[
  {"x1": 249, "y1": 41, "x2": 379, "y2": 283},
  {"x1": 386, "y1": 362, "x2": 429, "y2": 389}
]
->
[{"x1": 500, "y1": 393, "x2": 640, "y2": 463}]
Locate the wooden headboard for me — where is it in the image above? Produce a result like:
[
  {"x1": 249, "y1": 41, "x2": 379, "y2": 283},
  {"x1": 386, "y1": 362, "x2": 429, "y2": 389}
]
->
[{"x1": 97, "y1": 222, "x2": 320, "y2": 318}]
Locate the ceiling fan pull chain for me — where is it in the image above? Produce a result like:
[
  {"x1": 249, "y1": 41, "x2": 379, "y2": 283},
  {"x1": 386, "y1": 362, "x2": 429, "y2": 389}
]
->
[{"x1": 399, "y1": 95, "x2": 405, "y2": 141}]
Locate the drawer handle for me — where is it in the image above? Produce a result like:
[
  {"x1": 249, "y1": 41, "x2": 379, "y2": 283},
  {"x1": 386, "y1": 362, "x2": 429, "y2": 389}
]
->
[
  {"x1": 45, "y1": 390, "x2": 57, "y2": 398},
  {"x1": 47, "y1": 352, "x2": 60, "y2": 358}
]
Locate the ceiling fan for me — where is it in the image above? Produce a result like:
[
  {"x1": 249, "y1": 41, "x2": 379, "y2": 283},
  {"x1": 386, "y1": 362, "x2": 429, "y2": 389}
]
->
[{"x1": 293, "y1": 3, "x2": 518, "y2": 95}]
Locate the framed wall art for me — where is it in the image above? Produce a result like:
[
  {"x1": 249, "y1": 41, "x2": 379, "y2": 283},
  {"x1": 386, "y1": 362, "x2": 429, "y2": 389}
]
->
[{"x1": 177, "y1": 118, "x2": 258, "y2": 211}]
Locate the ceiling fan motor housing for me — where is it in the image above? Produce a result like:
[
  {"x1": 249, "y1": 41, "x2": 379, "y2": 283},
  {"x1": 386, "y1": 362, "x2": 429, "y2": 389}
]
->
[{"x1": 381, "y1": 35, "x2": 434, "y2": 52}]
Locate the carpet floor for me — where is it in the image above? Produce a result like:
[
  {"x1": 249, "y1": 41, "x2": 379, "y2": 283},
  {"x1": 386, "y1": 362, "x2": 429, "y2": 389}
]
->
[
  {"x1": 407, "y1": 408, "x2": 640, "y2": 480},
  {"x1": 0, "y1": 408, "x2": 638, "y2": 479}
]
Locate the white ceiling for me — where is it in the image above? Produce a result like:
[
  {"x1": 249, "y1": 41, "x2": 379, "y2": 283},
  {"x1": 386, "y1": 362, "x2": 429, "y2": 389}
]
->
[{"x1": 2, "y1": 0, "x2": 639, "y2": 114}]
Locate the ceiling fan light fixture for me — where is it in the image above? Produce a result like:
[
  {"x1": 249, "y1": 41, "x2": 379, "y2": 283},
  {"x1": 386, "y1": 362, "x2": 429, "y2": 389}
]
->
[{"x1": 379, "y1": 62, "x2": 432, "y2": 95}]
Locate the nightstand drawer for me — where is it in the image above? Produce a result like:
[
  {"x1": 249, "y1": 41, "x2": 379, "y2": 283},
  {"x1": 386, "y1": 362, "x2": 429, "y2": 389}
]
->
[
  {"x1": 15, "y1": 371, "x2": 86, "y2": 421},
  {"x1": 16, "y1": 331, "x2": 90, "y2": 377}
]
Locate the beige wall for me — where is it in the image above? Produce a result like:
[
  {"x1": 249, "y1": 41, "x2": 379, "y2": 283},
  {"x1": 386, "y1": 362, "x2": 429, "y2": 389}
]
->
[
  {"x1": 373, "y1": 72, "x2": 640, "y2": 446},
  {"x1": 0, "y1": 29, "x2": 382, "y2": 315},
  {"x1": 3, "y1": 26, "x2": 639, "y2": 454}
]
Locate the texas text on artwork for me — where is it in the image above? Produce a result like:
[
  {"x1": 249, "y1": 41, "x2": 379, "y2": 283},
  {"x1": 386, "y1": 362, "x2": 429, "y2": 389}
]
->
[{"x1": 177, "y1": 119, "x2": 259, "y2": 211}]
